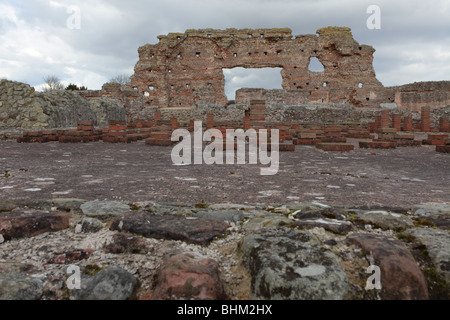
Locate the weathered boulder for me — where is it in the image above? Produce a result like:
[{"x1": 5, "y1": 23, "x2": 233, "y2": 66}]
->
[
  {"x1": 80, "y1": 200, "x2": 131, "y2": 219},
  {"x1": 347, "y1": 233, "x2": 429, "y2": 300},
  {"x1": 150, "y1": 252, "x2": 227, "y2": 300},
  {"x1": 0, "y1": 210, "x2": 71, "y2": 241},
  {"x1": 70, "y1": 267, "x2": 138, "y2": 300},
  {"x1": 350, "y1": 210, "x2": 415, "y2": 231},
  {"x1": 110, "y1": 211, "x2": 230, "y2": 245},
  {"x1": 194, "y1": 209, "x2": 245, "y2": 223},
  {"x1": 0, "y1": 273, "x2": 43, "y2": 300},
  {"x1": 292, "y1": 218, "x2": 353, "y2": 235},
  {"x1": 103, "y1": 233, "x2": 150, "y2": 254},
  {"x1": 402, "y1": 227, "x2": 450, "y2": 298},
  {"x1": 240, "y1": 227, "x2": 349, "y2": 300}
]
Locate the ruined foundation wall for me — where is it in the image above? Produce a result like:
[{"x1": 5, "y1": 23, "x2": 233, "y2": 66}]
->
[{"x1": 391, "y1": 81, "x2": 450, "y2": 112}]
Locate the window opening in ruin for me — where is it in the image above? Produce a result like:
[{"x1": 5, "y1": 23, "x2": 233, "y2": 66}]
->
[
  {"x1": 196, "y1": 52, "x2": 201, "y2": 57},
  {"x1": 149, "y1": 85, "x2": 155, "y2": 91},
  {"x1": 144, "y1": 92, "x2": 150, "y2": 97},
  {"x1": 233, "y1": 53, "x2": 238, "y2": 57},
  {"x1": 260, "y1": 34, "x2": 264, "y2": 38},
  {"x1": 186, "y1": 84, "x2": 190, "y2": 88},
  {"x1": 264, "y1": 52, "x2": 268, "y2": 56},
  {"x1": 358, "y1": 83, "x2": 363, "y2": 89},
  {"x1": 276, "y1": 50, "x2": 282, "y2": 55},
  {"x1": 308, "y1": 57, "x2": 325, "y2": 72},
  {"x1": 323, "y1": 82, "x2": 327, "y2": 87},
  {"x1": 223, "y1": 67, "x2": 283, "y2": 100},
  {"x1": 133, "y1": 87, "x2": 138, "y2": 91}
]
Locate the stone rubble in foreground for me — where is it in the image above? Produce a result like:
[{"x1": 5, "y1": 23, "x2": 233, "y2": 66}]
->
[{"x1": 0, "y1": 199, "x2": 448, "y2": 300}]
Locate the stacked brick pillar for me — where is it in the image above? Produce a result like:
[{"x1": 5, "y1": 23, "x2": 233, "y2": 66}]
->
[
  {"x1": 403, "y1": 116, "x2": 413, "y2": 132},
  {"x1": 380, "y1": 110, "x2": 390, "y2": 130},
  {"x1": 392, "y1": 114, "x2": 402, "y2": 131},
  {"x1": 440, "y1": 116, "x2": 449, "y2": 133},
  {"x1": 249, "y1": 100, "x2": 266, "y2": 128},
  {"x1": 420, "y1": 106, "x2": 431, "y2": 132}
]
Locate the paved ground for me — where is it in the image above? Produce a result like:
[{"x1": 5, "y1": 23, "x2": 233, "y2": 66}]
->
[{"x1": 0, "y1": 139, "x2": 449, "y2": 207}]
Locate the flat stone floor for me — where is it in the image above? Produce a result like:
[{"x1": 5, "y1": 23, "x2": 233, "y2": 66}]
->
[{"x1": 0, "y1": 139, "x2": 449, "y2": 207}]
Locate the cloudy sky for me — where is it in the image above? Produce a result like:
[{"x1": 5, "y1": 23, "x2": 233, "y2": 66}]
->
[{"x1": 1, "y1": 0, "x2": 449, "y2": 98}]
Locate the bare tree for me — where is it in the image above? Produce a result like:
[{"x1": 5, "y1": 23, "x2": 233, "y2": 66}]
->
[
  {"x1": 43, "y1": 75, "x2": 64, "y2": 92},
  {"x1": 109, "y1": 74, "x2": 131, "y2": 85}
]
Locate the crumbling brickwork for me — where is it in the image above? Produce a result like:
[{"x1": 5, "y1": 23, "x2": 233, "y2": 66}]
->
[{"x1": 131, "y1": 27, "x2": 383, "y2": 109}]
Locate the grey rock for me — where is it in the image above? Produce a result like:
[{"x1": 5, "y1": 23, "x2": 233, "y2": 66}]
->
[
  {"x1": 110, "y1": 211, "x2": 230, "y2": 245},
  {"x1": 351, "y1": 210, "x2": 414, "y2": 231},
  {"x1": 52, "y1": 198, "x2": 87, "y2": 212},
  {"x1": 194, "y1": 209, "x2": 245, "y2": 223},
  {"x1": 80, "y1": 200, "x2": 131, "y2": 218},
  {"x1": 379, "y1": 103, "x2": 398, "y2": 110},
  {"x1": 403, "y1": 227, "x2": 450, "y2": 297},
  {"x1": 240, "y1": 228, "x2": 349, "y2": 300},
  {"x1": 292, "y1": 218, "x2": 353, "y2": 235},
  {"x1": 80, "y1": 217, "x2": 104, "y2": 233},
  {"x1": 242, "y1": 215, "x2": 292, "y2": 231},
  {"x1": 0, "y1": 273, "x2": 43, "y2": 300},
  {"x1": 70, "y1": 267, "x2": 138, "y2": 300}
]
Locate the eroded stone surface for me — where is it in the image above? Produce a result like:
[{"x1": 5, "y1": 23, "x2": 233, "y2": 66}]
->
[
  {"x1": 0, "y1": 273, "x2": 43, "y2": 300},
  {"x1": 70, "y1": 267, "x2": 138, "y2": 300},
  {"x1": 0, "y1": 210, "x2": 71, "y2": 241},
  {"x1": 110, "y1": 211, "x2": 230, "y2": 245},
  {"x1": 150, "y1": 252, "x2": 227, "y2": 300},
  {"x1": 240, "y1": 227, "x2": 349, "y2": 300},
  {"x1": 347, "y1": 233, "x2": 429, "y2": 300},
  {"x1": 80, "y1": 200, "x2": 131, "y2": 218},
  {"x1": 403, "y1": 227, "x2": 450, "y2": 298}
]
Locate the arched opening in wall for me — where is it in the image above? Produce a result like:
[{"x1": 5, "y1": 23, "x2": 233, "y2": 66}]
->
[
  {"x1": 308, "y1": 57, "x2": 325, "y2": 72},
  {"x1": 223, "y1": 67, "x2": 283, "y2": 100}
]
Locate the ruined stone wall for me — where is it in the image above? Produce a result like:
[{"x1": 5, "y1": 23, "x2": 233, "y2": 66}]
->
[
  {"x1": 391, "y1": 81, "x2": 450, "y2": 112},
  {"x1": 131, "y1": 27, "x2": 383, "y2": 109},
  {"x1": 0, "y1": 80, "x2": 127, "y2": 134}
]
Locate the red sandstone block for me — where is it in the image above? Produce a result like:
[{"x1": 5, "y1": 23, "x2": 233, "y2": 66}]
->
[
  {"x1": 109, "y1": 120, "x2": 126, "y2": 126},
  {"x1": 109, "y1": 125, "x2": 127, "y2": 131},
  {"x1": 436, "y1": 145, "x2": 450, "y2": 153},
  {"x1": 395, "y1": 133, "x2": 415, "y2": 140},
  {"x1": 316, "y1": 143, "x2": 354, "y2": 152},
  {"x1": 150, "y1": 132, "x2": 171, "y2": 139},
  {"x1": 299, "y1": 133, "x2": 317, "y2": 139},
  {"x1": 295, "y1": 139, "x2": 322, "y2": 145},
  {"x1": 360, "y1": 140, "x2": 397, "y2": 149},
  {"x1": 78, "y1": 120, "x2": 95, "y2": 126},
  {"x1": 427, "y1": 134, "x2": 448, "y2": 140},
  {"x1": 106, "y1": 131, "x2": 127, "y2": 138},
  {"x1": 395, "y1": 140, "x2": 422, "y2": 147},
  {"x1": 279, "y1": 142, "x2": 295, "y2": 152},
  {"x1": 78, "y1": 125, "x2": 94, "y2": 131},
  {"x1": 422, "y1": 139, "x2": 446, "y2": 146},
  {"x1": 102, "y1": 136, "x2": 118, "y2": 143},
  {"x1": 145, "y1": 138, "x2": 173, "y2": 146},
  {"x1": 321, "y1": 137, "x2": 347, "y2": 143},
  {"x1": 378, "y1": 128, "x2": 397, "y2": 134}
]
